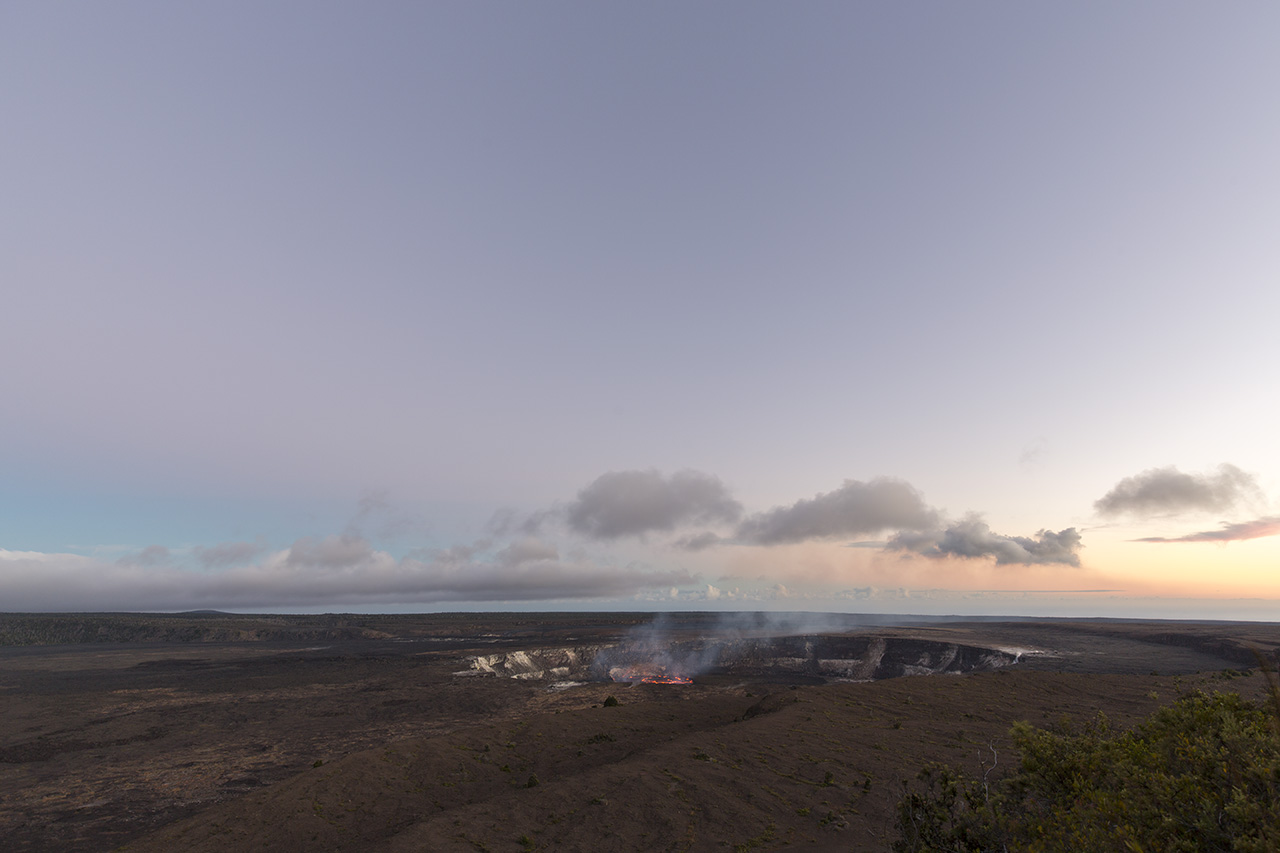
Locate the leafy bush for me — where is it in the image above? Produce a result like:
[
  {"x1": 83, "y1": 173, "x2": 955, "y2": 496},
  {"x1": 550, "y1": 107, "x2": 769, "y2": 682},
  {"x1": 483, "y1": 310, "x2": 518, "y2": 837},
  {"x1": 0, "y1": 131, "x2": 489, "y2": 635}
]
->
[{"x1": 894, "y1": 690, "x2": 1280, "y2": 852}]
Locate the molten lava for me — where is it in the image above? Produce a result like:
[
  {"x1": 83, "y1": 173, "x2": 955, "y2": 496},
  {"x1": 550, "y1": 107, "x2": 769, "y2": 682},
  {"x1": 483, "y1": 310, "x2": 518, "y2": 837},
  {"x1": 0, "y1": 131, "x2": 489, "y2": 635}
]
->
[{"x1": 608, "y1": 664, "x2": 692, "y2": 684}]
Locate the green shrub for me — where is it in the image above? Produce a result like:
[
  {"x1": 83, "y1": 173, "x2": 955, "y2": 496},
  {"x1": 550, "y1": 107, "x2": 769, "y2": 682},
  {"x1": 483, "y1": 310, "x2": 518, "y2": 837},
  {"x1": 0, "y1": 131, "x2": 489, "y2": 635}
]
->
[
  {"x1": 603, "y1": 695, "x2": 619, "y2": 707},
  {"x1": 894, "y1": 691, "x2": 1280, "y2": 852}
]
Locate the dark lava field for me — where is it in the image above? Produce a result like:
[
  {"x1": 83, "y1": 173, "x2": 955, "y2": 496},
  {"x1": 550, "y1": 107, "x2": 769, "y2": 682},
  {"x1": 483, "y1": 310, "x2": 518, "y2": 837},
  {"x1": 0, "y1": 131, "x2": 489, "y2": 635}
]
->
[{"x1": 2, "y1": 611, "x2": 1278, "y2": 852}]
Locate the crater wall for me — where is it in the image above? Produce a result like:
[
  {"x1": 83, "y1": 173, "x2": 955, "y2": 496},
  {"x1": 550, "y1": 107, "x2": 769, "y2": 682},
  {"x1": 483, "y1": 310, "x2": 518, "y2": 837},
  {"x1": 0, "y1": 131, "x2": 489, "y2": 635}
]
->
[{"x1": 463, "y1": 635, "x2": 1019, "y2": 682}]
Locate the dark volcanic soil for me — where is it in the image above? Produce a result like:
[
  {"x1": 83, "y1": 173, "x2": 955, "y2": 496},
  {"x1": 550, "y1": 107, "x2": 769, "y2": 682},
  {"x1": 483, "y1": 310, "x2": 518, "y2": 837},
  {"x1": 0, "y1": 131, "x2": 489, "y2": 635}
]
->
[{"x1": 1, "y1": 612, "x2": 1278, "y2": 852}]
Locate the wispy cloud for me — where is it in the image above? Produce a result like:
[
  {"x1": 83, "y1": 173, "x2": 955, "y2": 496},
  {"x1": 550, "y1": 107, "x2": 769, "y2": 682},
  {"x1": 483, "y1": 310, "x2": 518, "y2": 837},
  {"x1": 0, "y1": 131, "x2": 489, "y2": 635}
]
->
[
  {"x1": 193, "y1": 539, "x2": 268, "y2": 569},
  {"x1": 116, "y1": 544, "x2": 173, "y2": 567},
  {"x1": 345, "y1": 489, "x2": 423, "y2": 540},
  {"x1": 1134, "y1": 516, "x2": 1280, "y2": 544},
  {"x1": 1095, "y1": 464, "x2": 1261, "y2": 518}
]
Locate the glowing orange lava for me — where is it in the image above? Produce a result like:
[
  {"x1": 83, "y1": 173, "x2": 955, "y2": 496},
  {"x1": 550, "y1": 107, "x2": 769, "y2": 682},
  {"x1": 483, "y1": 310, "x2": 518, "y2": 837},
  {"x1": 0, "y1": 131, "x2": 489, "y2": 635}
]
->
[{"x1": 609, "y1": 664, "x2": 693, "y2": 684}]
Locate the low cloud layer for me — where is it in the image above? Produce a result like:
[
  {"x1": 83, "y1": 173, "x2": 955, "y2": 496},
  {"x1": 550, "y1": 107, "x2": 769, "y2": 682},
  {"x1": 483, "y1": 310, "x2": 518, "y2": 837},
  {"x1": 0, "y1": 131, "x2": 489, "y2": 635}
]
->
[
  {"x1": 0, "y1": 540, "x2": 695, "y2": 611},
  {"x1": 566, "y1": 469, "x2": 742, "y2": 539},
  {"x1": 889, "y1": 516, "x2": 1082, "y2": 566},
  {"x1": 4, "y1": 470, "x2": 1095, "y2": 610},
  {"x1": 1095, "y1": 464, "x2": 1261, "y2": 518},
  {"x1": 1134, "y1": 516, "x2": 1280, "y2": 544},
  {"x1": 735, "y1": 478, "x2": 939, "y2": 545}
]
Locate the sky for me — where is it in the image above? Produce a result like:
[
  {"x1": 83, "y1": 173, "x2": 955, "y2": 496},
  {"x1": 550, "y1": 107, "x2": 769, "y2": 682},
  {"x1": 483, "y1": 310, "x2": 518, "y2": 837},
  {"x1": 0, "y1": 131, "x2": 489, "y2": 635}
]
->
[{"x1": 3, "y1": 3, "x2": 1279, "y2": 619}]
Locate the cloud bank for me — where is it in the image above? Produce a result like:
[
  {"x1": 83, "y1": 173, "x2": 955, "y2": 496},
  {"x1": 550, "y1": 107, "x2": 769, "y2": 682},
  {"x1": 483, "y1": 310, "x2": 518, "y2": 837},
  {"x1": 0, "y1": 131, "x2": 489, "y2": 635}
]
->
[
  {"x1": 1095, "y1": 464, "x2": 1261, "y2": 518},
  {"x1": 566, "y1": 470, "x2": 1077, "y2": 567},
  {"x1": 0, "y1": 540, "x2": 695, "y2": 611}
]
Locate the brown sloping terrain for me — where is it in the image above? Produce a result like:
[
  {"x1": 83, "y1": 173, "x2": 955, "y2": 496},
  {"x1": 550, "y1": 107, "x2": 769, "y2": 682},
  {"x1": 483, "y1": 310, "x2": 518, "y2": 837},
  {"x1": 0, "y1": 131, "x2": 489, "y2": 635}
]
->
[
  {"x1": 1, "y1": 613, "x2": 1278, "y2": 852},
  {"x1": 120, "y1": 671, "x2": 1276, "y2": 853}
]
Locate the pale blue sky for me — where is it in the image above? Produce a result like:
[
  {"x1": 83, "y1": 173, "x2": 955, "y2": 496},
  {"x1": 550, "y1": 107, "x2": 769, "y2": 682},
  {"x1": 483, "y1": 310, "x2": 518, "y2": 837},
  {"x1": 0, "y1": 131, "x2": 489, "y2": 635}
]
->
[{"x1": 3, "y1": 3, "x2": 1279, "y2": 616}]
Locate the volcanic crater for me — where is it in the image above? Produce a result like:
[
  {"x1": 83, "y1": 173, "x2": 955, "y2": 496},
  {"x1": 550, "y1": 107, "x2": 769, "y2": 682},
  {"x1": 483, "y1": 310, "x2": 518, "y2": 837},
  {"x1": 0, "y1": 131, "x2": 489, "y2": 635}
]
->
[{"x1": 464, "y1": 634, "x2": 1020, "y2": 684}]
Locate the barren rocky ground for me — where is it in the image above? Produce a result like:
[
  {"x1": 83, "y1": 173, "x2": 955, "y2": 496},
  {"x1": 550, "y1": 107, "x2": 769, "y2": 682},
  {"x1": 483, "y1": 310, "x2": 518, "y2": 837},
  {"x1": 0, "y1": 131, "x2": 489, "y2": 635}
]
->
[{"x1": 1, "y1": 612, "x2": 1277, "y2": 852}]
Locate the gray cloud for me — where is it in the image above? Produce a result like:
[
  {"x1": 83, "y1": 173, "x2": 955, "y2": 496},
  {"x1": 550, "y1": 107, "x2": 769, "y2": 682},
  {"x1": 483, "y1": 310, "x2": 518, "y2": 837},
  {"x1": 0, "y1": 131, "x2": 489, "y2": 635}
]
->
[
  {"x1": 1094, "y1": 464, "x2": 1261, "y2": 518},
  {"x1": 1134, "y1": 516, "x2": 1280, "y2": 544},
  {"x1": 889, "y1": 516, "x2": 1082, "y2": 566},
  {"x1": 735, "y1": 478, "x2": 939, "y2": 545},
  {"x1": 566, "y1": 469, "x2": 742, "y2": 539},
  {"x1": 495, "y1": 538, "x2": 559, "y2": 566}
]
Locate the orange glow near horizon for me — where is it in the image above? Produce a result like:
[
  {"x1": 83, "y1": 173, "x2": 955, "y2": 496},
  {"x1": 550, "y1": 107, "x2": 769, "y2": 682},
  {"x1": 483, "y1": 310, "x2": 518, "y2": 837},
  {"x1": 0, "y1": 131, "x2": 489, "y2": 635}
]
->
[{"x1": 710, "y1": 534, "x2": 1280, "y2": 603}]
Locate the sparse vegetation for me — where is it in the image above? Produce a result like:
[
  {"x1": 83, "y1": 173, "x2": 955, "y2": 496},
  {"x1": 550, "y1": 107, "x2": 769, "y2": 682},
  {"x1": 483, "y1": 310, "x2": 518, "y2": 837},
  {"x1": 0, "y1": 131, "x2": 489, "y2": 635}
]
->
[{"x1": 894, "y1": 691, "x2": 1280, "y2": 852}]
